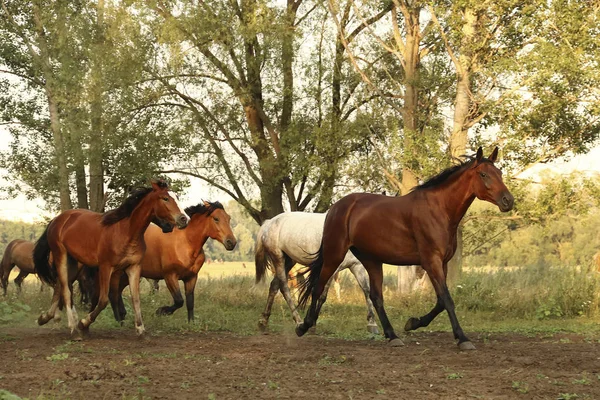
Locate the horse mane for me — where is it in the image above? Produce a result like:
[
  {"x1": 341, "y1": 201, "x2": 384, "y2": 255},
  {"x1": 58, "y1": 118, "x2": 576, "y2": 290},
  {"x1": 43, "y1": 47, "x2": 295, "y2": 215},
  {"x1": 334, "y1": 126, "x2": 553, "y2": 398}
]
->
[
  {"x1": 413, "y1": 156, "x2": 492, "y2": 191},
  {"x1": 101, "y1": 187, "x2": 153, "y2": 226},
  {"x1": 185, "y1": 201, "x2": 224, "y2": 218}
]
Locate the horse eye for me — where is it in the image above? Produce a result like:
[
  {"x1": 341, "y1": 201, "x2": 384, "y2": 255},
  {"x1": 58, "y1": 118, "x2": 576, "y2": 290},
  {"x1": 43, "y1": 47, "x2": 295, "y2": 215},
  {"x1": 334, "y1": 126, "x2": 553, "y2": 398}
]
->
[
  {"x1": 213, "y1": 217, "x2": 220, "y2": 222},
  {"x1": 479, "y1": 172, "x2": 487, "y2": 178},
  {"x1": 163, "y1": 197, "x2": 169, "y2": 202}
]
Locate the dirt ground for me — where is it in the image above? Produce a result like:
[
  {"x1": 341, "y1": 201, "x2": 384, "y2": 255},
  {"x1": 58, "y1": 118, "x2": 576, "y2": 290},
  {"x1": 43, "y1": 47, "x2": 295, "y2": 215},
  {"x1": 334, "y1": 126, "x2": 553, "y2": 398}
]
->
[{"x1": 1, "y1": 328, "x2": 599, "y2": 399}]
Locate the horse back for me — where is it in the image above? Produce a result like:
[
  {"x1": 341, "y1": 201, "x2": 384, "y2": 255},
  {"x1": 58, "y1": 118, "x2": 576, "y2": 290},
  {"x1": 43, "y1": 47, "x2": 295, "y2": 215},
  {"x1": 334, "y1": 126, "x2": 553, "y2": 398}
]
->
[
  {"x1": 10, "y1": 240, "x2": 35, "y2": 273},
  {"x1": 47, "y1": 209, "x2": 105, "y2": 266}
]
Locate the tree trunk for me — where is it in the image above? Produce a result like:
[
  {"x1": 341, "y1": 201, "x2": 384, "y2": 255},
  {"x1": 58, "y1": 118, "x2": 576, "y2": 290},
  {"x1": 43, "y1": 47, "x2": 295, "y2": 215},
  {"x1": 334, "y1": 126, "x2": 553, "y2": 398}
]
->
[
  {"x1": 400, "y1": 15, "x2": 421, "y2": 194},
  {"x1": 32, "y1": 3, "x2": 72, "y2": 211},
  {"x1": 88, "y1": 0, "x2": 105, "y2": 212},
  {"x1": 448, "y1": 7, "x2": 478, "y2": 284},
  {"x1": 70, "y1": 130, "x2": 89, "y2": 209}
]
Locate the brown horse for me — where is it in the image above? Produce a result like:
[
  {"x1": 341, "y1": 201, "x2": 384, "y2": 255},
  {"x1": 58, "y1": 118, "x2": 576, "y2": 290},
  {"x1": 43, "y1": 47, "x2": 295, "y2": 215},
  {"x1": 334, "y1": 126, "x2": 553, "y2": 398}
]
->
[
  {"x1": 33, "y1": 180, "x2": 189, "y2": 337},
  {"x1": 1, "y1": 240, "x2": 37, "y2": 295},
  {"x1": 296, "y1": 147, "x2": 514, "y2": 350},
  {"x1": 102, "y1": 201, "x2": 236, "y2": 323},
  {"x1": 1, "y1": 240, "x2": 94, "y2": 303}
]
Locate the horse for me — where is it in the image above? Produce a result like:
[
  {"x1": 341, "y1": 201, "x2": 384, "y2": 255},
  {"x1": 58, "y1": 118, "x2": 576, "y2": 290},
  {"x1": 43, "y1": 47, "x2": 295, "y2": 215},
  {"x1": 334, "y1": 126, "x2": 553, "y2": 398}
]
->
[
  {"x1": 33, "y1": 179, "x2": 189, "y2": 338},
  {"x1": 101, "y1": 201, "x2": 236, "y2": 323},
  {"x1": 1, "y1": 240, "x2": 38, "y2": 295},
  {"x1": 1, "y1": 239, "x2": 94, "y2": 303},
  {"x1": 255, "y1": 212, "x2": 379, "y2": 334},
  {"x1": 296, "y1": 147, "x2": 514, "y2": 350}
]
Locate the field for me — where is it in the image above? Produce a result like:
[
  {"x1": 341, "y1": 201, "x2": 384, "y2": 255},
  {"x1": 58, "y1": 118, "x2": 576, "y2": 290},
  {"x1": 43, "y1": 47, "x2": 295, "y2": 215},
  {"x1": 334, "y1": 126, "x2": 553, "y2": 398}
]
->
[{"x1": 1, "y1": 262, "x2": 600, "y2": 399}]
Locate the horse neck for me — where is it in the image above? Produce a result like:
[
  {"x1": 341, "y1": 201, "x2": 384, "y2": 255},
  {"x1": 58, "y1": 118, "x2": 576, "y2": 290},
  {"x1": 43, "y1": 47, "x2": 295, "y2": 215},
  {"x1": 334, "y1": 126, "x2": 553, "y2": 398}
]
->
[
  {"x1": 184, "y1": 215, "x2": 211, "y2": 249},
  {"x1": 426, "y1": 170, "x2": 476, "y2": 227},
  {"x1": 123, "y1": 196, "x2": 154, "y2": 244}
]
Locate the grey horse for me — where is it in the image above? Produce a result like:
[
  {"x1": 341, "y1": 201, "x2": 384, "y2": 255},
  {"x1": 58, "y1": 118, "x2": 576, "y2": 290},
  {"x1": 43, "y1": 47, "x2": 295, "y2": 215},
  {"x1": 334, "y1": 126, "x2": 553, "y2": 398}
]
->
[{"x1": 255, "y1": 212, "x2": 379, "y2": 334}]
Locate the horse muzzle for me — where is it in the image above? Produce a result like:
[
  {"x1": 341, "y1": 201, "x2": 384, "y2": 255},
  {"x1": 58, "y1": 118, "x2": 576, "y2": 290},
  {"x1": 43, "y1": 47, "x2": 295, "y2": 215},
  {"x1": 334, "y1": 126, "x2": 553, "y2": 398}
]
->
[
  {"x1": 224, "y1": 237, "x2": 237, "y2": 251},
  {"x1": 497, "y1": 192, "x2": 514, "y2": 212},
  {"x1": 176, "y1": 214, "x2": 189, "y2": 229},
  {"x1": 154, "y1": 217, "x2": 175, "y2": 233}
]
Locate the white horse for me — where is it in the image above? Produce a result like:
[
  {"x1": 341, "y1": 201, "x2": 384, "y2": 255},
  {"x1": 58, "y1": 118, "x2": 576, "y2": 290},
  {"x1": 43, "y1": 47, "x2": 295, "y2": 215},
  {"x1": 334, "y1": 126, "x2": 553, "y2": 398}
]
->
[{"x1": 255, "y1": 212, "x2": 379, "y2": 334}]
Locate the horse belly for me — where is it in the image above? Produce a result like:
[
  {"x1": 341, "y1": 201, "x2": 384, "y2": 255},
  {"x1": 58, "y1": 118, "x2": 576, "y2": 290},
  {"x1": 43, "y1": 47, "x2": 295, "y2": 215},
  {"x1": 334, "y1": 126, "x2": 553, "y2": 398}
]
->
[{"x1": 350, "y1": 221, "x2": 420, "y2": 265}]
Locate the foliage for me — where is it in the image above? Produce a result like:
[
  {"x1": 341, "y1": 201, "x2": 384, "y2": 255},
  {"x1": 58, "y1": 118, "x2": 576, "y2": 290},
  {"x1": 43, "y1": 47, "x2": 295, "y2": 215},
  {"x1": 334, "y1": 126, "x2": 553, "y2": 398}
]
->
[{"x1": 464, "y1": 173, "x2": 600, "y2": 268}]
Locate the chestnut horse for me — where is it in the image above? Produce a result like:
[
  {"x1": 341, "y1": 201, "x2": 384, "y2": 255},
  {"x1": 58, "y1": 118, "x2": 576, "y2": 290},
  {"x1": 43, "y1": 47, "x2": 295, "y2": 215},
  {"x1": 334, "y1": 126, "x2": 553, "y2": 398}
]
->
[
  {"x1": 296, "y1": 147, "x2": 514, "y2": 350},
  {"x1": 102, "y1": 201, "x2": 237, "y2": 323},
  {"x1": 34, "y1": 180, "x2": 189, "y2": 337}
]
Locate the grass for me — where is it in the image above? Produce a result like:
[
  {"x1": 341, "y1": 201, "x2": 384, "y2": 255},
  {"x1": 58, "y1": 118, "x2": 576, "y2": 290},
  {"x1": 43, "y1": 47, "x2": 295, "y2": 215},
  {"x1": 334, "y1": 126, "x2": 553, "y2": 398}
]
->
[{"x1": 1, "y1": 262, "x2": 600, "y2": 339}]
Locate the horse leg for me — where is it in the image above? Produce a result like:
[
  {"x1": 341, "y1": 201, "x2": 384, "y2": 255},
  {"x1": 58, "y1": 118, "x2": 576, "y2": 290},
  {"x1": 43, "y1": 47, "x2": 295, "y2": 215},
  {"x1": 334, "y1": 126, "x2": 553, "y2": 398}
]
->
[
  {"x1": 14, "y1": 271, "x2": 28, "y2": 294},
  {"x1": 184, "y1": 275, "x2": 198, "y2": 323},
  {"x1": 258, "y1": 275, "x2": 280, "y2": 332},
  {"x1": 348, "y1": 263, "x2": 379, "y2": 334},
  {"x1": 332, "y1": 272, "x2": 341, "y2": 300},
  {"x1": 125, "y1": 264, "x2": 145, "y2": 336},
  {"x1": 1, "y1": 261, "x2": 12, "y2": 296},
  {"x1": 274, "y1": 257, "x2": 302, "y2": 326},
  {"x1": 404, "y1": 263, "x2": 446, "y2": 332},
  {"x1": 296, "y1": 249, "x2": 346, "y2": 336},
  {"x1": 361, "y1": 258, "x2": 402, "y2": 346},
  {"x1": 108, "y1": 270, "x2": 125, "y2": 324},
  {"x1": 419, "y1": 259, "x2": 474, "y2": 350},
  {"x1": 38, "y1": 283, "x2": 61, "y2": 325},
  {"x1": 53, "y1": 250, "x2": 78, "y2": 334},
  {"x1": 156, "y1": 274, "x2": 183, "y2": 316},
  {"x1": 78, "y1": 264, "x2": 113, "y2": 336}
]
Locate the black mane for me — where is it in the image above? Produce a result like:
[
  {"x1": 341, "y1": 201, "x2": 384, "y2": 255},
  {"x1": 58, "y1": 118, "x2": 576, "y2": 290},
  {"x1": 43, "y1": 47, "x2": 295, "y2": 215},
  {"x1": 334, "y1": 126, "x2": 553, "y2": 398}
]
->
[
  {"x1": 101, "y1": 187, "x2": 153, "y2": 226},
  {"x1": 413, "y1": 156, "x2": 492, "y2": 191},
  {"x1": 185, "y1": 201, "x2": 224, "y2": 218}
]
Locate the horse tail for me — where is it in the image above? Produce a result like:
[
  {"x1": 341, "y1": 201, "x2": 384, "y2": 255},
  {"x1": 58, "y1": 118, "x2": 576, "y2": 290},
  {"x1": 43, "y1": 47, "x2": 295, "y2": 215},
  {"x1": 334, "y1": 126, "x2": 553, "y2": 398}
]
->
[
  {"x1": 255, "y1": 219, "x2": 273, "y2": 284},
  {"x1": 33, "y1": 225, "x2": 56, "y2": 285},
  {"x1": 297, "y1": 241, "x2": 324, "y2": 309}
]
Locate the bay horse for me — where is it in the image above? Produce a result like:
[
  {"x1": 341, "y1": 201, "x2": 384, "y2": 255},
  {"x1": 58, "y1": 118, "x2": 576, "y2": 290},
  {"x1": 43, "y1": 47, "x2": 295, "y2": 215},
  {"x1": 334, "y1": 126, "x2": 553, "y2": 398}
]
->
[
  {"x1": 102, "y1": 201, "x2": 236, "y2": 323},
  {"x1": 34, "y1": 180, "x2": 189, "y2": 337},
  {"x1": 296, "y1": 147, "x2": 514, "y2": 350},
  {"x1": 255, "y1": 212, "x2": 379, "y2": 334},
  {"x1": 1, "y1": 239, "x2": 38, "y2": 295}
]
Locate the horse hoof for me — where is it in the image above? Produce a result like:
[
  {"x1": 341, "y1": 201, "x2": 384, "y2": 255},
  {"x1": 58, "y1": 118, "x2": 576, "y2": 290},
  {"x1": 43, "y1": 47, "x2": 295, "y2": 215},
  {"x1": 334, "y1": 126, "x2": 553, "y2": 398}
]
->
[
  {"x1": 258, "y1": 320, "x2": 269, "y2": 333},
  {"x1": 404, "y1": 317, "x2": 420, "y2": 332},
  {"x1": 388, "y1": 338, "x2": 405, "y2": 347},
  {"x1": 367, "y1": 324, "x2": 380, "y2": 335},
  {"x1": 295, "y1": 324, "x2": 308, "y2": 337},
  {"x1": 155, "y1": 307, "x2": 170, "y2": 316},
  {"x1": 458, "y1": 341, "x2": 476, "y2": 351},
  {"x1": 37, "y1": 314, "x2": 49, "y2": 326}
]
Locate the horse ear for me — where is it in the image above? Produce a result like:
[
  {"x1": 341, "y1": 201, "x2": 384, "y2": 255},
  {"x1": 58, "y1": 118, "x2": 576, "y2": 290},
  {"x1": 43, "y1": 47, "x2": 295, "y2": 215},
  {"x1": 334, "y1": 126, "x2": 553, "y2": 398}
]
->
[
  {"x1": 475, "y1": 147, "x2": 483, "y2": 163},
  {"x1": 203, "y1": 200, "x2": 211, "y2": 207},
  {"x1": 150, "y1": 178, "x2": 168, "y2": 191},
  {"x1": 489, "y1": 147, "x2": 499, "y2": 163}
]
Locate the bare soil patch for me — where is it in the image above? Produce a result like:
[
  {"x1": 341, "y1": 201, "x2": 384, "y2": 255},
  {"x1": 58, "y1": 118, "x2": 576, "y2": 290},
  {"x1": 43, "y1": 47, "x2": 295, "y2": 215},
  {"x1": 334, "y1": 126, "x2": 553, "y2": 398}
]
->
[{"x1": 1, "y1": 328, "x2": 599, "y2": 399}]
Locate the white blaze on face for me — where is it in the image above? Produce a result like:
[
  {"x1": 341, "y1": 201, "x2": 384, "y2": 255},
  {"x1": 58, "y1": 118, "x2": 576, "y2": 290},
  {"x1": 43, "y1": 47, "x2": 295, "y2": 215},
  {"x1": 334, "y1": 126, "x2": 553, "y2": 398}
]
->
[{"x1": 168, "y1": 191, "x2": 190, "y2": 222}]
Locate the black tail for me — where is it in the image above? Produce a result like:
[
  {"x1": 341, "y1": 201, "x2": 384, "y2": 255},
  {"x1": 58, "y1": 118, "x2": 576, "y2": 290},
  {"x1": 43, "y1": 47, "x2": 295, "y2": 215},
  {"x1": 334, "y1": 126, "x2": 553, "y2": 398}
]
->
[
  {"x1": 33, "y1": 225, "x2": 56, "y2": 285},
  {"x1": 297, "y1": 242, "x2": 324, "y2": 309}
]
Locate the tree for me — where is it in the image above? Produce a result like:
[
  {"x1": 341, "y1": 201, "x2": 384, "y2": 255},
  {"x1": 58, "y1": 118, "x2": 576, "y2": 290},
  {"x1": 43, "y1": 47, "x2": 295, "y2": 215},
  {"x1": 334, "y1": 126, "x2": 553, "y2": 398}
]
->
[{"x1": 140, "y1": 0, "x2": 392, "y2": 224}]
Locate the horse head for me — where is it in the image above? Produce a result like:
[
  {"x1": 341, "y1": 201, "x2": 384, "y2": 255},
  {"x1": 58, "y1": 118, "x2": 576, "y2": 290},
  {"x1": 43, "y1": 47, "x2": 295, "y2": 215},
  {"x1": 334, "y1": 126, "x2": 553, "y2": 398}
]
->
[
  {"x1": 469, "y1": 147, "x2": 514, "y2": 212},
  {"x1": 149, "y1": 179, "x2": 190, "y2": 233}
]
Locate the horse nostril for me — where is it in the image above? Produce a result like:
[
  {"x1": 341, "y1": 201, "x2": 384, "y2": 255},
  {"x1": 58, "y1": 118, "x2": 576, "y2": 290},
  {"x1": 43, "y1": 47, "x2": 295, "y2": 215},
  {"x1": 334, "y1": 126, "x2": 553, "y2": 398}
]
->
[{"x1": 502, "y1": 196, "x2": 509, "y2": 206}]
